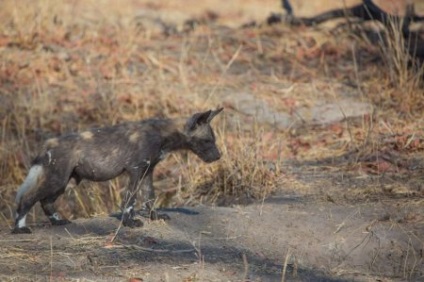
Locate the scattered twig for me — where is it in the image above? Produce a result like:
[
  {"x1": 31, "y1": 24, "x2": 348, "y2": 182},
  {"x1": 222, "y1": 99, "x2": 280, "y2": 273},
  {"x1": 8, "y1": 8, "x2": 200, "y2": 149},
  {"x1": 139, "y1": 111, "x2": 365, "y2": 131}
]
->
[
  {"x1": 281, "y1": 247, "x2": 292, "y2": 282},
  {"x1": 105, "y1": 243, "x2": 195, "y2": 254}
]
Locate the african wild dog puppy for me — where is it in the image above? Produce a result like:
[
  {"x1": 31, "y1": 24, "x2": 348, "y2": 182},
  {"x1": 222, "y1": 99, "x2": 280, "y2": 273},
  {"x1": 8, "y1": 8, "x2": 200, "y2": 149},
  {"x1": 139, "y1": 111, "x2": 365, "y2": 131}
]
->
[{"x1": 13, "y1": 108, "x2": 223, "y2": 234}]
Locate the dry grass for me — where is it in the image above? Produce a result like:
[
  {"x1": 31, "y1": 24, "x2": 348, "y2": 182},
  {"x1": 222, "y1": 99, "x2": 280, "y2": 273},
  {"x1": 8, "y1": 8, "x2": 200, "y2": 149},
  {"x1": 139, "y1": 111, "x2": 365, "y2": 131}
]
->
[
  {"x1": 0, "y1": 0, "x2": 423, "y2": 229},
  {"x1": 374, "y1": 14, "x2": 424, "y2": 115}
]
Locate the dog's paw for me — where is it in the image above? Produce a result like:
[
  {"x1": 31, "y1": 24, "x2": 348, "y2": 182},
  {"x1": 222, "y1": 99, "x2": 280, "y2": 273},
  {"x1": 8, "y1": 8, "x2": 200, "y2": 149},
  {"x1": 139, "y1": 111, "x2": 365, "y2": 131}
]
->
[
  {"x1": 48, "y1": 213, "x2": 72, "y2": 226},
  {"x1": 151, "y1": 211, "x2": 171, "y2": 221},
  {"x1": 51, "y1": 219, "x2": 72, "y2": 226}
]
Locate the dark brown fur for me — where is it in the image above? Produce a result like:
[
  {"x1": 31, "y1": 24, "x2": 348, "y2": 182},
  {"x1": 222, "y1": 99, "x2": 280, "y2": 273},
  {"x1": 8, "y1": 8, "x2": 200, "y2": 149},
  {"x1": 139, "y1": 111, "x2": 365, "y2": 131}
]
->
[{"x1": 13, "y1": 108, "x2": 223, "y2": 234}]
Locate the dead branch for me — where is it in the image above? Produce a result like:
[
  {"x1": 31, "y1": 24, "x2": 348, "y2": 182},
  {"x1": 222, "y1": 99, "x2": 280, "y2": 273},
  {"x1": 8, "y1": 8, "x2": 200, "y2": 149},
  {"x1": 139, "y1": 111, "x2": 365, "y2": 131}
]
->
[{"x1": 273, "y1": 0, "x2": 424, "y2": 59}]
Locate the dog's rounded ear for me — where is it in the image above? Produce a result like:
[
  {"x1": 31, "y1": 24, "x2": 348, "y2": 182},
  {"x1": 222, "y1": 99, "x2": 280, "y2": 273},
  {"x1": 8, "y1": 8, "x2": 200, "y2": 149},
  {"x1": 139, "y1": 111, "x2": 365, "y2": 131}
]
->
[
  {"x1": 185, "y1": 110, "x2": 212, "y2": 131},
  {"x1": 206, "y1": 107, "x2": 223, "y2": 123},
  {"x1": 185, "y1": 108, "x2": 223, "y2": 131}
]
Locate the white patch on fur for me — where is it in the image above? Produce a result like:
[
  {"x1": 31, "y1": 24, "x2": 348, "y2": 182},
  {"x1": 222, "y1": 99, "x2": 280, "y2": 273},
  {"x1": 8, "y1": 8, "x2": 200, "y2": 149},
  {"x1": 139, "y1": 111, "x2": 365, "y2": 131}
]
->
[
  {"x1": 15, "y1": 165, "x2": 43, "y2": 204},
  {"x1": 124, "y1": 206, "x2": 134, "y2": 214},
  {"x1": 129, "y1": 132, "x2": 139, "y2": 143},
  {"x1": 17, "y1": 214, "x2": 27, "y2": 228},
  {"x1": 47, "y1": 150, "x2": 52, "y2": 165},
  {"x1": 49, "y1": 212, "x2": 62, "y2": 221}
]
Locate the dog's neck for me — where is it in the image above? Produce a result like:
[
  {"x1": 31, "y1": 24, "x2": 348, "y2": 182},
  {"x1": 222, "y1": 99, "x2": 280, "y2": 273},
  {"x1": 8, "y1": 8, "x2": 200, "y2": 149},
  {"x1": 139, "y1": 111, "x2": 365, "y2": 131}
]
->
[{"x1": 159, "y1": 118, "x2": 190, "y2": 153}]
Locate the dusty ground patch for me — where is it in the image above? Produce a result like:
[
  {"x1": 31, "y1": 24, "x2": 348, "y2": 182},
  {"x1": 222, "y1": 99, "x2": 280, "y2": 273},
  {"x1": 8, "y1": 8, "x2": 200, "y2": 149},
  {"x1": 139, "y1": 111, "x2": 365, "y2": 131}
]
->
[{"x1": 1, "y1": 175, "x2": 423, "y2": 281}]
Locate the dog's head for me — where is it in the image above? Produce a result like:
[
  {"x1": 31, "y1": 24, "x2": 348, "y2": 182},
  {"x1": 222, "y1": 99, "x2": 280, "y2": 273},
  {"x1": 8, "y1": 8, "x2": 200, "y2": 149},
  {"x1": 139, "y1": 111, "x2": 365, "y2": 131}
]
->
[{"x1": 184, "y1": 108, "x2": 223, "y2": 163}]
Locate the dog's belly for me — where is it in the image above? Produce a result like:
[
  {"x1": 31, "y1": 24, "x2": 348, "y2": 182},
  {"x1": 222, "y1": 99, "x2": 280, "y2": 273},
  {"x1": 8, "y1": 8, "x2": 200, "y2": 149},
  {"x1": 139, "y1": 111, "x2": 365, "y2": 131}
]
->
[
  {"x1": 73, "y1": 163, "x2": 124, "y2": 181},
  {"x1": 74, "y1": 155, "x2": 127, "y2": 181},
  {"x1": 74, "y1": 166, "x2": 124, "y2": 181}
]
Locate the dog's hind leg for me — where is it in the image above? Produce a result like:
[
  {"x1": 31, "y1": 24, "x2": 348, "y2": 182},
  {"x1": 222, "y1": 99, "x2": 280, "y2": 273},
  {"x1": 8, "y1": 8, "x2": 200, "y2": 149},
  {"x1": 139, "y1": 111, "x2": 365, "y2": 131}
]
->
[
  {"x1": 13, "y1": 194, "x2": 37, "y2": 234},
  {"x1": 40, "y1": 189, "x2": 71, "y2": 226},
  {"x1": 39, "y1": 168, "x2": 75, "y2": 226},
  {"x1": 12, "y1": 165, "x2": 44, "y2": 234}
]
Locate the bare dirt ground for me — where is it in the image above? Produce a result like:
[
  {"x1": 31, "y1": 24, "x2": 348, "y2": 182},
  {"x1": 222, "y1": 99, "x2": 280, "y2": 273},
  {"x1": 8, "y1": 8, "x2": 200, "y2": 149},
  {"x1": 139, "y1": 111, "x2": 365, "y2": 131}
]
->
[
  {"x1": 1, "y1": 173, "x2": 423, "y2": 281},
  {"x1": 1, "y1": 0, "x2": 424, "y2": 281}
]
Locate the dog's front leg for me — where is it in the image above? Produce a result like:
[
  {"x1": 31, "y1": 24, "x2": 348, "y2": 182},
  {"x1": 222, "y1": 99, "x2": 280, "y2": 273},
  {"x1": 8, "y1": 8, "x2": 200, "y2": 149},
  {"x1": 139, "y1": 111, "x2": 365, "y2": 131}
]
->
[
  {"x1": 120, "y1": 168, "x2": 144, "y2": 228},
  {"x1": 140, "y1": 171, "x2": 170, "y2": 221}
]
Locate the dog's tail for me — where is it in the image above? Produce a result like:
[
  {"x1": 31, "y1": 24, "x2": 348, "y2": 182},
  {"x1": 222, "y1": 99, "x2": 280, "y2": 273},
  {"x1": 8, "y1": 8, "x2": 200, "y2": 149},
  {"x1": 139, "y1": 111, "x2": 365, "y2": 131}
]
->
[{"x1": 15, "y1": 165, "x2": 44, "y2": 205}]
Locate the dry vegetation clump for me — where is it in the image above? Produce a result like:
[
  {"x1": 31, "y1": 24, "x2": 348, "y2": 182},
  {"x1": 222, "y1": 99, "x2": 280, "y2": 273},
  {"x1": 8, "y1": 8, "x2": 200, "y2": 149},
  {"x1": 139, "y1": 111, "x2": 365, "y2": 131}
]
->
[
  {"x1": 339, "y1": 15, "x2": 424, "y2": 186},
  {"x1": 174, "y1": 127, "x2": 285, "y2": 206},
  {"x1": 293, "y1": 11, "x2": 424, "y2": 182},
  {"x1": 371, "y1": 17, "x2": 424, "y2": 115}
]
